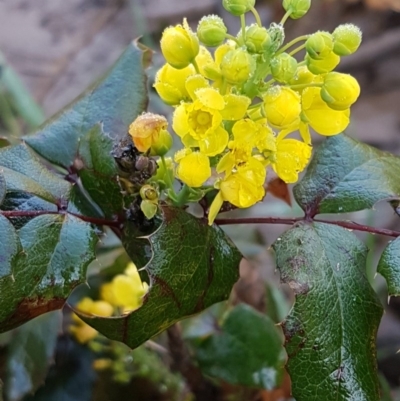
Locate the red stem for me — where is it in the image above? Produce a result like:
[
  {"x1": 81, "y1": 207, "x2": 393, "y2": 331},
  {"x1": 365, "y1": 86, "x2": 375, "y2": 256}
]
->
[
  {"x1": 216, "y1": 216, "x2": 400, "y2": 238},
  {"x1": 0, "y1": 210, "x2": 121, "y2": 227}
]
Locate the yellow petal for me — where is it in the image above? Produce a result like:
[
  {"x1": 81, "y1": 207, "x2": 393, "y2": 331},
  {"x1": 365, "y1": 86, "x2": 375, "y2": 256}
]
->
[
  {"x1": 172, "y1": 103, "x2": 190, "y2": 137},
  {"x1": 185, "y1": 74, "x2": 209, "y2": 100},
  {"x1": 196, "y1": 87, "x2": 225, "y2": 110},
  {"x1": 199, "y1": 126, "x2": 229, "y2": 156},
  {"x1": 208, "y1": 192, "x2": 224, "y2": 225},
  {"x1": 221, "y1": 94, "x2": 251, "y2": 120},
  {"x1": 302, "y1": 87, "x2": 350, "y2": 135},
  {"x1": 176, "y1": 152, "x2": 211, "y2": 187}
]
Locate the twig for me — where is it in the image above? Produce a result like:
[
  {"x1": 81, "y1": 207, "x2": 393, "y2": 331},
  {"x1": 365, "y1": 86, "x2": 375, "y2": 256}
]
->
[
  {"x1": 167, "y1": 324, "x2": 218, "y2": 401},
  {"x1": 0, "y1": 209, "x2": 121, "y2": 227}
]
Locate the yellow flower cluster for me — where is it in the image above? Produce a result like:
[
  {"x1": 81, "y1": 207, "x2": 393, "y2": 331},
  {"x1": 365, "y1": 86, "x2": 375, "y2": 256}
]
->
[
  {"x1": 70, "y1": 263, "x2": 148, "y2": 344},
  {"x1": 128, "y1": 0, "x2": 362, "y2": 225}
]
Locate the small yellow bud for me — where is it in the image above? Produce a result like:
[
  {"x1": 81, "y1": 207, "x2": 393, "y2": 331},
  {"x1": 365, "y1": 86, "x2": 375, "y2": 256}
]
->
[
  {"x1": 282, "y1": 0, "x2": 311, "y2": 19},
  {"x1": 128, "y1": 113, "x2": 168, "y2": 153},
  {"x1": 263, "y1": 86, "x2": 301, "y2": 129},
  {"x1": 289, "y1": 66, "x2": 316, "y2": 92},
  {"x1": 154, "y1": 63, "x2": 195, "y2": 105},
  {"x1": 305, "y1": 31, "x2": 334, "y2": 60},
  {"x1": 160, "y1": 19, "x2": 199, "y2": 69},
  {"x1": 222, "y1": 0, "x2": 255, "y2": 16},
  {"x1": 306, "y1": 51, "x2": 340, "y2": 75},
  {"x1": 220, "y1": 48, "x2": 256, "y2": 85},
  {"x1": 270, "y1": 53, "x2": 297, "y2": 83},
  {"x1": 245, "y1": 24, "x2": 272, "y2": 54},
  {"x1": 333, "y1": 24, "x2": 362, "y2": 56},
  {"x1": 321, "y1": 72, "x2": 360, "y2": 111},
  {"x1": 197, "y1": 15, "x2": 227, "y2": 47}
]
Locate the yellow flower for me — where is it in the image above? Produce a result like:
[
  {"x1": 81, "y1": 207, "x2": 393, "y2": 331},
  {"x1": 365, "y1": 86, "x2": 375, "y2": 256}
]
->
[
  {"x1": 70, "y1": 297, "x2": 114, "y2": 344},
  {"x1": 160, "y1": 19, "x2": 199, "y2": 69},
  {"x1": 263, "y1": 86, "x2": 301, "y2": 129},
  {"x1": 129, "y1": 113, "x2": 168, "y2": 153},
  {"x1": 100, "y1": 263, "x2": 148, "y2": 313},
  {"x1": 217, "y1": 118, "x2": 275, "y2": 176},
  {"x1": 175, "y1": 151, "x2": 211, "y2": 187},
  {"x1": 301, "y1": 87, "x2": 350, "y2": 135},
  {"x1": 154, "y1": 63, "x2": 195, "y2": 105},
  {"x1": 208, "y1": 158, "x2": 266, "y2": 224},
  {"x1": 173, "y1": 83, "x2": 249, "y2": 156},
  {"x1": 271, "y1": 131, "x2": 312, "y2": 183}
]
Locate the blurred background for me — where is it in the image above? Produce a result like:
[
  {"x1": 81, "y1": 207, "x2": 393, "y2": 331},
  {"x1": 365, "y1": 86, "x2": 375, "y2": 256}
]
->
[{"x1": 1, "y1": 0, "x2": 400, "y2": 400}]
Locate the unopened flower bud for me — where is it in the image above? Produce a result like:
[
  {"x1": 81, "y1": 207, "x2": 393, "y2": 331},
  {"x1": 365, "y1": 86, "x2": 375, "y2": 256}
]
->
[
  {"x1": 140, "y1": 184, "x2": 158, "y2": 202},
  {"x1": 160, "y1": 19, "x2": 199, "y2": 69},
  {"x1": 175, "y1": 151, "x2": 211, "y2": 188},
  {"x1": 282, "y1": 0, "x2": 311, "y2": 19},
  {"x1": 197, "y1": 15, "x2": 227, "y2": 47},
  {"x1": 270, "y1": 53, "x2": 297, "y2": 83},
  {"x1": 245, "y1": 24, "x2": 272, "y2": 53},
  {"x1": 321, "y1": 72, "x2": 360, "y2": 111},
  {"x1": 220, "y1": 48, "x2": 256, "y2": 85},
  {"x1": 306, "y1": 51, "x2": 340, "y2": 75},
  {"x1": 140, "y1": 200, "x2": 158, "y2": 220},
  {"x1": 154, "y1": 63, "x2": 195, "y2": 105},
  {"x1": 150, "y1": 129, "x2": 173, "y2": 156},
  {"x1": 306, "y1": 31, "x2": 334, "y2": 60},
  {"x1": 222, "y1": 0, "x2": 255, "y2": 16},
  {"x1": 332, "y1": 24, "x2": 362, "y2": 56},
  {"x1": 128, "y1": 113, "x2": 168, "y2": 153},
  {"x1": 263, "y1": 86, "x2": 301, "y2": 128},
  {"x1": 267, "y1": 23, "x2": 285, "y2": 53}
]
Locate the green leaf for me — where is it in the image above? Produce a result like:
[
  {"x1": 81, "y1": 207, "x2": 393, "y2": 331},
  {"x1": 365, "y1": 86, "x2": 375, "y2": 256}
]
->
[
  {"x1": 77, "y1": 206, "x2": 241, "y2": 349},
  {"x1": 0, "y1": 144, "x2": 70, "y2": 204},
  {"x1": 195, "y1": 303, "x2": 285, "y2": 389},
  {"x1": 377, "y1": 237, "x2": 400, "y2": 296},
  {"x1": 273, "y1": 222, "x2": 383, "y2": 401},
  {"x1": 25, "y1": 41, "x2": 150, "y2": 168},
  {"x1": 5, "y1": 312, "x2": 61, "y2": 401},
  {"x1": 0, "y1": 214, "x2": 97, "y2": 333},
  {"x1": 0, "y1": 214, "x2": 20, "y2": 277},
  {"x1": 293, "y1": 134, "x2": 400, "y2": 215},
  {"x1": 77, "y1": 125, "x2": 125, "y2": 217}
]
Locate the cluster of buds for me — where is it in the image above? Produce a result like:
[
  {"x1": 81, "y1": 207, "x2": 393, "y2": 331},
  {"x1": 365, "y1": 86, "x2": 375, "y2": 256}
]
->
[
  {"x1": 70, "y1": 263, "x2": 148, "y2": 344},
  {"x1": 128, "y1": 0, "x2": 362, "y2": 224}
]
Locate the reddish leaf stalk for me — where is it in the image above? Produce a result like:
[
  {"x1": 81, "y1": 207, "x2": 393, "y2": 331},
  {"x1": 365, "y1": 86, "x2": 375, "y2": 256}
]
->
[{"x1": 216, "y1": 216, "x2": 400, "y2": 238}]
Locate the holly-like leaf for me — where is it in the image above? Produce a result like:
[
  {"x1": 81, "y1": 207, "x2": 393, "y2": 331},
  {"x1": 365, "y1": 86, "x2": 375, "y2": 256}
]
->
[
  {"x1": 0, "y1": 144, "x2": 70, "y2": 204},
  {"x1": 273, "y1": 222, "x2": 383, "y2": 401},
  {"x1": 5, "y1": 311, "x2": 62, "y2": 401},
  {"x1": 76, "y1": 206, "x2": 242, "y2": 349},
  {"x1": 77, "y1": 125, "x2": 125, "y2": 218},
  {"x1": 0, "y1": 213, "x2": 97, "y2": 333},
  {"x1": 25, "y1": 41, "x2": 151, "y2": 168},
  {"x1": 377, "y1": 237, "x2": 400, "y2": 296},
  {"x1": 195, "y1": 303, "x2": 285, "y2": 389},
  {"x1": 294, "y1": 134, "x2": 400, "y2": 215}
]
